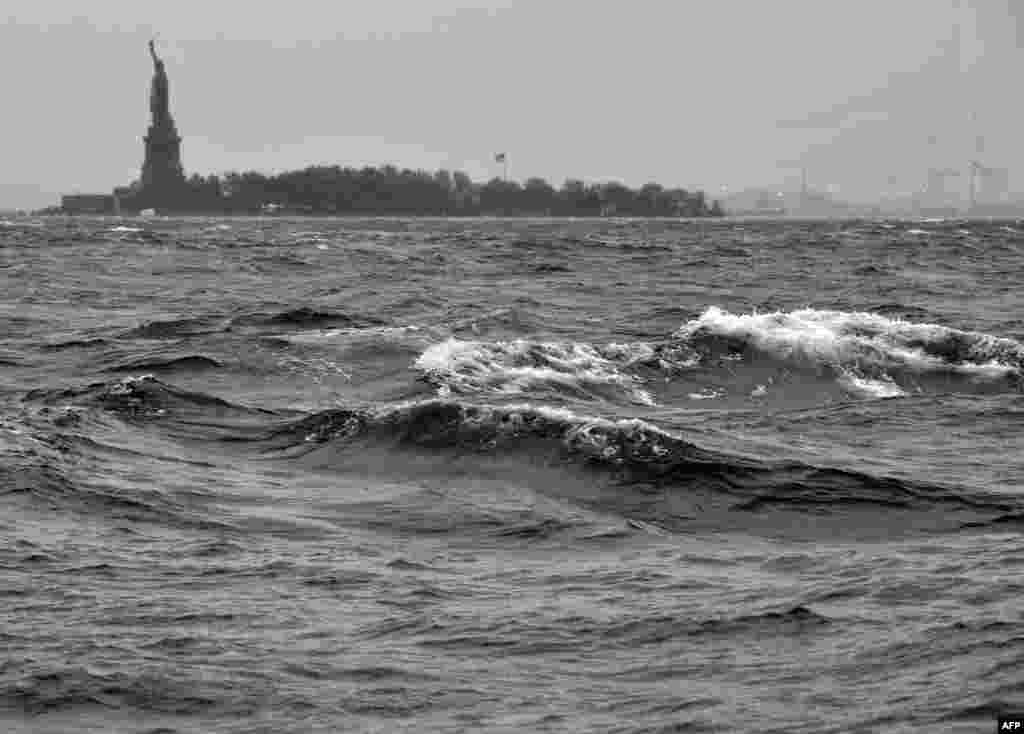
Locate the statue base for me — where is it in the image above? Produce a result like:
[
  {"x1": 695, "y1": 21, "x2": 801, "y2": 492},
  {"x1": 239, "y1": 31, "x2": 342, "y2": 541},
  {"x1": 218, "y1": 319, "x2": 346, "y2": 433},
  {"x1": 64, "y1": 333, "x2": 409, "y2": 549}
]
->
[{"x1": 141, "y1": 122, "x2": 185, "y2": 196}]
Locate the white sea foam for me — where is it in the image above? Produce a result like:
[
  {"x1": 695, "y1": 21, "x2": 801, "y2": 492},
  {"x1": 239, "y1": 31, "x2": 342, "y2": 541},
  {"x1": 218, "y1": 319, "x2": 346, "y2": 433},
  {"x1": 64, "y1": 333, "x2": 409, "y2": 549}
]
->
[
  {"x1": 675, "y1": 306, "x2": 1022, "y2": 378},
  {"x1": 413, "y1": 338, "x2": 658, "y2": 405},
  {"x1": 837, "y1": 371, "x2": 906, "y2": 399}
]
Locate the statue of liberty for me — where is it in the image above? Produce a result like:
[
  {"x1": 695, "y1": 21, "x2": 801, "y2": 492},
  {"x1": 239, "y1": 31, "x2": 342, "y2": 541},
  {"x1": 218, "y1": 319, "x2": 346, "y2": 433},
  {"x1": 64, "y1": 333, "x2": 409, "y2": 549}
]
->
[{"x1": 139, "y1": 38, "x2": 185, "y2": 197}]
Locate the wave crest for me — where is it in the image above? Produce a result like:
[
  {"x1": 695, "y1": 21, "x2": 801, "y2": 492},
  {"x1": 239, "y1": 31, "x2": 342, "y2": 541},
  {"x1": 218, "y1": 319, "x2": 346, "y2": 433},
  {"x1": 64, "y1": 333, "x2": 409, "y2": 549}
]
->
[
  {"x1": 676, "y1": 306, "x2": 1023, "y2": 374},
  {"x1": 268, "y1": 399, "x2": 709, "y2": 467},
  {"x1": 674, "y1": 307, "x2": 1023, "y2": 397},
  {"x1": 413, "y1": 337, "x2": 660, "y2": 405}
]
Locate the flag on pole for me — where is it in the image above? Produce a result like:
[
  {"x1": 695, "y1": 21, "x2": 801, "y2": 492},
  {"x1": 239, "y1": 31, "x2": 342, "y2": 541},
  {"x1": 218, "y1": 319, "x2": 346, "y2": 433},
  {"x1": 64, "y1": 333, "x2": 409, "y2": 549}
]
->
[{"x1": 494, "y1": 153, "x2": 506, "y2": 163}]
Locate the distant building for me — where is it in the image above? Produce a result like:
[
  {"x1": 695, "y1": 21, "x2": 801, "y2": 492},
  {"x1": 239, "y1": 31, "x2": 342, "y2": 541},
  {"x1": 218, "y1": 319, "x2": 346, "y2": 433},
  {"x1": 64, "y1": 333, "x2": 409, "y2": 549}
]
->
[{"x1": 61, "y1": 194, "x2": 117, "y2": 215}]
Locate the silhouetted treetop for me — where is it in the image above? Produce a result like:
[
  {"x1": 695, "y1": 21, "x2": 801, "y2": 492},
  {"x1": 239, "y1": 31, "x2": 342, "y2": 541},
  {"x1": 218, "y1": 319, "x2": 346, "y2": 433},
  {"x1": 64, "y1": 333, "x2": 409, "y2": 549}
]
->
[{"x1": 136, "y1": 164, "x2": 724, "y2": 216}]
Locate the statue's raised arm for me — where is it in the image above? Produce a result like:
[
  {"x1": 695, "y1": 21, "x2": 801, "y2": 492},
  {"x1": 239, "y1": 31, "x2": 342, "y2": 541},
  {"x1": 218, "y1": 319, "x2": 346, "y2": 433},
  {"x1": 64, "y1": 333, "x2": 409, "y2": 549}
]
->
[{"x1": 148, "y1": 39, "x2": 170, "y2": 126}]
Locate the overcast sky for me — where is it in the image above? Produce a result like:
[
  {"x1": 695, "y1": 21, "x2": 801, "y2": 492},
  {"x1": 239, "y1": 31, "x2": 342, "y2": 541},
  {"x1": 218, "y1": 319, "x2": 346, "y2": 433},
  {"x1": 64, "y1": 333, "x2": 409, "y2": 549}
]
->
[{"x1": 2, "y1": 0, "x2": 1022, "y2": 208}]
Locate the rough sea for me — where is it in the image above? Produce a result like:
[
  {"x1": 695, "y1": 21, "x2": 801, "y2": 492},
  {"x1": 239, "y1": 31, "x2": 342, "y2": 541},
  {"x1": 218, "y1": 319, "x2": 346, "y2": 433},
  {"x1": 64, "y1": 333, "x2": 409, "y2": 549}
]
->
[{"x1": 1, "y1": 215, "x2": 1022, "y2": 734}]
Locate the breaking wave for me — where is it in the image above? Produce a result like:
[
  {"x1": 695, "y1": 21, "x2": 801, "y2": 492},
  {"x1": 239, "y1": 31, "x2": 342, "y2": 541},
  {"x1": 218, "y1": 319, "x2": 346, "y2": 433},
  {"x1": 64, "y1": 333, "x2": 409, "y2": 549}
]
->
[
  {"x1": 409, "y1": 308, "x2": 1023, "y2": 407},
  {"x1": 673, "y1": 306, "x2": 1024, "y2": 397},
  {"x1": 413, "y1": 337, "x2": 663, "y2": 406},
  {"x1": 677, "y1": 306, "x2": 1023, "y2": 375}
]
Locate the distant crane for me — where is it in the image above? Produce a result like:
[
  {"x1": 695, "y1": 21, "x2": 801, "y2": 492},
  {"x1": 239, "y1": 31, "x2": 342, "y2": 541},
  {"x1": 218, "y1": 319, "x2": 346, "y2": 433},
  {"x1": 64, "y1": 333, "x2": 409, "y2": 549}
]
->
[
  {"x1": 968, "y1": 160, "x2": 1009, "y2": 210},
  {"x1": 967, "y1": 119, "x2": 984, "y2": 210},
  {"x1": 969, "y1": 161, "x2": 986, "y2": 211}
]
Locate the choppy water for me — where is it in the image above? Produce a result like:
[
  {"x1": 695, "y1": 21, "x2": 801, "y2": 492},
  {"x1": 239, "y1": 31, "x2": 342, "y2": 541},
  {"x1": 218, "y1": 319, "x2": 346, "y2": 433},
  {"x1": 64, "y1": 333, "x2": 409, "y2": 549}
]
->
[{"x1": 1, "y1": 215, "x2": 1023, "y2": 733}]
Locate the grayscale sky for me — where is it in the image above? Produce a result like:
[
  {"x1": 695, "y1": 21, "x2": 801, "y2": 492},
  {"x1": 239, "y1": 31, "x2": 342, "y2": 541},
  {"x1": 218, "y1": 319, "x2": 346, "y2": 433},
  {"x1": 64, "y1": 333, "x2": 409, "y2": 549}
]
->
[{"x1": 1, "y1": 0, "x2": 1022, "y2": 209}]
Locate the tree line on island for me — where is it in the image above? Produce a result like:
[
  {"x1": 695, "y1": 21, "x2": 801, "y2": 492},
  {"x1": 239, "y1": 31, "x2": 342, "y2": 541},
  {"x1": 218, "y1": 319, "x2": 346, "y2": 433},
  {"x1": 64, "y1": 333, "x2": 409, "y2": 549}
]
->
[{"x1": 132, "y1": 165, "x2": 725, "y2": 216}]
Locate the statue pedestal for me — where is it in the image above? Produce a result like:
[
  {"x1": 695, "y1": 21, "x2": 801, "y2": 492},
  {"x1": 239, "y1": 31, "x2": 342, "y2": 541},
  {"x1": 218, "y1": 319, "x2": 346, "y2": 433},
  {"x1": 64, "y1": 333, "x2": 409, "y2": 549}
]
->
[{"x1": 141, "y1": 123, "x2": 185, "y2": 194}]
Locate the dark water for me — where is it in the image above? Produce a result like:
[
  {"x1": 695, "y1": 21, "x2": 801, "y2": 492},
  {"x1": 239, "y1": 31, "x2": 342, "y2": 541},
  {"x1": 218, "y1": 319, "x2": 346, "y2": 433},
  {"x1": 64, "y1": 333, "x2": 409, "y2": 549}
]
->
[{"x1": 1, "y1": 215, "x2": 1022, "y2": 733}]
